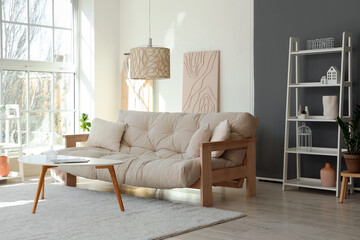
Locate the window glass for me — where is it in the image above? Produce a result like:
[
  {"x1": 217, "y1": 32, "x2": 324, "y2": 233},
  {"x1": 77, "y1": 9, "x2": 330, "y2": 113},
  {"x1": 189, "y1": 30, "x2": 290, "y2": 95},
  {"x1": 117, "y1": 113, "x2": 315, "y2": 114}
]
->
[
  {"x1": 54, "y1": 29, "x2": 73, "y2": 63},
  {"x1": 54, "y1": 111, "x2": 74, "y2": 147},
  {"x1": 54, "y1": 73, "x2": 74, "y2": 110},
  {"x1": 29, "y1": 72, "x2": 52, "y2": 110},
  {"x1": 0, "y1": 0, "x2": 76, "y2": 152},
  {"x1": 2, "y1": 23, "x2": 28, "y2": 60},
  {"x1": 30, "y1": 26, "x2": 53, "y2": 61},
  {"x1": 29, "y1": 0, "x2": 52, "y2": 26},
  {"x1": 1, "y1": 71, "x2": 27, "y2": 111},
  {"x1": 0, "y1": 121, "x2": 20, "y2": 144},
  {"x1": 28, "y1": 112, "x2": 51, "y2": 149},
  {"x1": 2, "y1": 0, "x2": 27, "y2": 23},
  {"x1": 54, "y1": 0, "x2": 73, "y2": 28}
]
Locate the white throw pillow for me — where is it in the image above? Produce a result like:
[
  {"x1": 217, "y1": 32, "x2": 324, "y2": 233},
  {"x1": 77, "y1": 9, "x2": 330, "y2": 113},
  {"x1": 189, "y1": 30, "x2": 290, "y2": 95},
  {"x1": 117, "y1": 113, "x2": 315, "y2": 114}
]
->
[
  {"x1": 186, "y1": 124, "x2": 211, "y2": 159},
  {"x1": 210, "y1": 119, "x2": 231, "y2": 157},
  {"x1": 86, "y1": 118, "x2": 126, "y2": 152}
]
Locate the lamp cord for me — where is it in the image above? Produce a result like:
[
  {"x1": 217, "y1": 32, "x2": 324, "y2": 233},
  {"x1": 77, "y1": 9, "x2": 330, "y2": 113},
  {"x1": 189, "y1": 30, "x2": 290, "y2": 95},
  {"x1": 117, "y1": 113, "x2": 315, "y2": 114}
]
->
[{"x1": 148, "y1": 0, "x2": 152, "y2": 46}]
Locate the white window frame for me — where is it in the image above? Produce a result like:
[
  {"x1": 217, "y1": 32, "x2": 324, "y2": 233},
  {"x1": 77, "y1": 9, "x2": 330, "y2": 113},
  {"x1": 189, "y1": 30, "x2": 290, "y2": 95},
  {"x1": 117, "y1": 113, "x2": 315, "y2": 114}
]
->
[{"x1": 0, "y1": 0, "x2": 78, "y2": 152}]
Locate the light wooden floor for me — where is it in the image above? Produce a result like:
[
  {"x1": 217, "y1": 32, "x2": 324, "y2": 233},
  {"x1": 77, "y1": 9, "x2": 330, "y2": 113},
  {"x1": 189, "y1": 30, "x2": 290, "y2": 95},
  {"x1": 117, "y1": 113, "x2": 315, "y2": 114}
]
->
[{"x1": 4, "y1": 178, "x2": 360, "y2": 240}]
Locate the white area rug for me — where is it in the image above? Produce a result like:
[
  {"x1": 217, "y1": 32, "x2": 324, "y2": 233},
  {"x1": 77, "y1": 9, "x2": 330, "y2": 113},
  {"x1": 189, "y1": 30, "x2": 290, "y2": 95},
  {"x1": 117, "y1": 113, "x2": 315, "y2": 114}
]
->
[{"x1": 0, "y1": 184, "x2": 245, "y2": 240}]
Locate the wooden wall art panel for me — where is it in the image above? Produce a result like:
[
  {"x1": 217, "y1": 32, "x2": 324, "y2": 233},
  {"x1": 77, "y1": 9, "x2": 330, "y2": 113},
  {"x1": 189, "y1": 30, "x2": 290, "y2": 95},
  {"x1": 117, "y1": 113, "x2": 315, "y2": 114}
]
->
[{"x1": 182, "y1": 50, "x2": 220, "y2": 113}]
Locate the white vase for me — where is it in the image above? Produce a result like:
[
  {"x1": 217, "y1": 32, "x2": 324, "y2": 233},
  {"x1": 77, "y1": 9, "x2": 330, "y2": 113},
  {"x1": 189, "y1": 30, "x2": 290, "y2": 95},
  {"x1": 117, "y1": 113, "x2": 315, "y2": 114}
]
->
[{"x1": 322, "y1": 96, "x2": 338, "y2": 120}]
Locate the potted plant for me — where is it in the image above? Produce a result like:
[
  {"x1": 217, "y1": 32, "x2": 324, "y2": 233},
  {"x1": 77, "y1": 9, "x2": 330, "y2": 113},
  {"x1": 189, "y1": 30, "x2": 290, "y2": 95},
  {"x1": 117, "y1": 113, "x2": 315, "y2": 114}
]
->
[
  {"x1": 336, "y1": 104, "x2": 360, "y2": 173},
  {"x1": 79, "y1": 113, "x2": 91, "y2": 132}
]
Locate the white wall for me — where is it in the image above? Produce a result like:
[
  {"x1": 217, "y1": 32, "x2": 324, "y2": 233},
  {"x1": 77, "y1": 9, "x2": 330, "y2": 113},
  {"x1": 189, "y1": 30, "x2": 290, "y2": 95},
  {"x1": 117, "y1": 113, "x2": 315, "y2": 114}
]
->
[
  {"x1": 78, "y1": 0, "x2": 253, "y2": 121},
  {"x1": 78, "y1": 0, "x2": 95, "y2": 123},
  {"x1": 94, "y1": 0, "x2": 121, "y2": 121},
  {"x1": 119, "y1": 0, "x2": 254, "y2": 113},
  {"x1": 78, "y1": 0, "x2": 121, "y2": 124}
]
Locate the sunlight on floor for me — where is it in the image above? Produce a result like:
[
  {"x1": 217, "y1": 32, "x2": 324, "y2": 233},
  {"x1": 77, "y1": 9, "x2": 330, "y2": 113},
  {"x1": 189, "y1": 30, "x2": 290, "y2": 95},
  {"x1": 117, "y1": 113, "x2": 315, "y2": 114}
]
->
[{"x1": 0, "y1": 200, "x2": 40, "y2": 208}]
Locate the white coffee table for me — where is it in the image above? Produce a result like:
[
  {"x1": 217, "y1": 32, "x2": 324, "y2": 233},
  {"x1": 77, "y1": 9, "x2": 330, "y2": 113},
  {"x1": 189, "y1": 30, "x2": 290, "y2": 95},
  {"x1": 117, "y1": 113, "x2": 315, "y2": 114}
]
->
[{"x1": 18, "y1": 155, "x2": 125, "y2": 214}]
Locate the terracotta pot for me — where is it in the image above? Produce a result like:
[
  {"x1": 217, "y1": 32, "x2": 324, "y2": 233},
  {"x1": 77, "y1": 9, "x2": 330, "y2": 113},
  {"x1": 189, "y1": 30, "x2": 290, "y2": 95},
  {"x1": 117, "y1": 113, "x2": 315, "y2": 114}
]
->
[
  {"x1": 0, "y1": 156, "x2": 10, "y2": 177},
  {"x1": 344, "y1": 154, "x2": 360, "y2": 173},
  {"x1": 320, "y1": 163, "x2": 336, "y2": 187}
]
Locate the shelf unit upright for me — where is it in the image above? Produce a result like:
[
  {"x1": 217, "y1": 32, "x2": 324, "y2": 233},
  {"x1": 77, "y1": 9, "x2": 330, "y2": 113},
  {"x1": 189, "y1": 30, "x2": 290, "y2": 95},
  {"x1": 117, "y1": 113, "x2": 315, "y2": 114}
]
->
[
  {"x1": 282, "y1": 32, "x2": 353, "y2": 197},
  {"x1": 0, "y1": 104, "x2": 23, "y2": 182}
]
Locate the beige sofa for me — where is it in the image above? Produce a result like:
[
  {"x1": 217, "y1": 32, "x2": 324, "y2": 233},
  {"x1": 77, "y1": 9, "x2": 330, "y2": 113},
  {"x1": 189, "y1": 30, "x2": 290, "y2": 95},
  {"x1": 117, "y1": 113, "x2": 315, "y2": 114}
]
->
[{"x1": 56, "y1": 110, "x2": 258, "y2": 207}]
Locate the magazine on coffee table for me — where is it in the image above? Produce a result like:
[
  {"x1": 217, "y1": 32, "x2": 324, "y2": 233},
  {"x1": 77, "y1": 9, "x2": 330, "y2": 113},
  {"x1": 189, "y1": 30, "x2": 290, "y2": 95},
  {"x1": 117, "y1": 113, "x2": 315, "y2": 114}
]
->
[{"x1": 52, "y1": 156, "x2": 89, "y2": 164}]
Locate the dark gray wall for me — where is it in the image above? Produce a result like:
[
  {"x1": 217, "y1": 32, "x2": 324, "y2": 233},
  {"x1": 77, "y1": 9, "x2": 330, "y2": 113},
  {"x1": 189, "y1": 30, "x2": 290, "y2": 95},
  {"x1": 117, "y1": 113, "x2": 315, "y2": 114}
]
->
[{"x1": 254, "y1": 0, "x2": 360, "y2": 180}]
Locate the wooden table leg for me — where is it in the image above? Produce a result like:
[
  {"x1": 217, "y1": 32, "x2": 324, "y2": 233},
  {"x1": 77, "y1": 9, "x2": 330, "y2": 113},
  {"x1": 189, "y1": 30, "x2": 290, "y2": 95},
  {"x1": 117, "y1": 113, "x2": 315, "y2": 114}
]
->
[
  {"x1": 96, "y1": 165, "x2": 125, "y2": 211},
  {"x1": 343, "y1": 177, "x2": 348, "y2": 200},
  {"x1": 339, "y1": 176, "x2": 348, "y2": 203},
  {"x1": 32, "y1": 166, "x2": 56, "y2": 214},
  {"x1": 41, "y1": 182, "x2": 45, "y2": 199},
  {"x1": 32, "y1": 166, "x2": 48, "y2": 214}
]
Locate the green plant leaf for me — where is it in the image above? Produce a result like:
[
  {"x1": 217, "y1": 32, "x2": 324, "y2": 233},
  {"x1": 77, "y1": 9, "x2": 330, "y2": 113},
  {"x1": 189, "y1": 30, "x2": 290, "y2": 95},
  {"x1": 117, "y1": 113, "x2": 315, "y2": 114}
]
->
[
  {"x1": 79, "y1": 113, "x2": 91, "y2": 132},
  {"x1": 337, "y1": 105, "x2": 360, "y2": 155}
]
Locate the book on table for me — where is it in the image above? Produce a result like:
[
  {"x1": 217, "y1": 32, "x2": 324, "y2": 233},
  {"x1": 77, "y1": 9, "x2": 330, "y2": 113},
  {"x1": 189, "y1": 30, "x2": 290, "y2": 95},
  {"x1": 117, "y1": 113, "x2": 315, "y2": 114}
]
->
[{"x1": 52, "y1": 155, "x2": 89, "y2": 164}]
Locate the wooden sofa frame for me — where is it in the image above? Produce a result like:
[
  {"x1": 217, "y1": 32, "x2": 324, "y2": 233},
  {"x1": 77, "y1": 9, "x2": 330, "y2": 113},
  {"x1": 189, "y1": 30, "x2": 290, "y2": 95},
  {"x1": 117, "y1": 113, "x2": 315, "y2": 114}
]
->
[{"x1": 62, "y1": 119, "x2": 257, "y2": 207}]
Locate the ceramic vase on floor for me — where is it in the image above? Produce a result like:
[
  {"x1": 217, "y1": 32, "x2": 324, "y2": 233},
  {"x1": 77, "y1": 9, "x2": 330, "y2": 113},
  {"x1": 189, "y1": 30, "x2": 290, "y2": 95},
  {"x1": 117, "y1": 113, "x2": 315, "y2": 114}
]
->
[
  {"x1": 0, "y1": 156, "x2": 10, "y2": 177},
  {"x1": 320, "y1": 163, "x2": 336, "y2": 187}
]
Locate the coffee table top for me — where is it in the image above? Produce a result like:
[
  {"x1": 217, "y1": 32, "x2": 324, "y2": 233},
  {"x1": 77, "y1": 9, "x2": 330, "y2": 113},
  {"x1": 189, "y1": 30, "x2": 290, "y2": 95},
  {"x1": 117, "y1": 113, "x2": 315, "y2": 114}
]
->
[{"x1": 18, "y1": 155, "x2": 123, "y2": 167}]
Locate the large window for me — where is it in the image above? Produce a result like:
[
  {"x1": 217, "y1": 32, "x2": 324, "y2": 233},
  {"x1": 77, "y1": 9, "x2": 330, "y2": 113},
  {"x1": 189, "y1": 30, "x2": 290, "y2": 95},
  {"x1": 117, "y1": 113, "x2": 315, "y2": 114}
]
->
[{"x1": 0, "y1": 0, "x2": 76, "y2": 152}]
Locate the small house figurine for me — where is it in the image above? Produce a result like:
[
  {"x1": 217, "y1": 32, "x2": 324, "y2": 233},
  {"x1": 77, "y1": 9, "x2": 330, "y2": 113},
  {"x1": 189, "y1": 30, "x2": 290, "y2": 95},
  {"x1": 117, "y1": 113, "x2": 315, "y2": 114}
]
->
[
  {"x1": 326, "y1": 66, "x2": 340, "y2": 84},
  {"x1": 320, "y1": 75, "x2": 327, "y2": 84}
]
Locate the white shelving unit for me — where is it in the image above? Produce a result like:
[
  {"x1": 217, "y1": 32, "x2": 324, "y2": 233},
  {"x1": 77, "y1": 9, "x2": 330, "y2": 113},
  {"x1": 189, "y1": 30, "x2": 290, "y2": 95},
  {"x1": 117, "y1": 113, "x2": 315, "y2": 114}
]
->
[
  {"x1": 283, "y1": 32, "x2": 353, "y2": 197},
  {"x1": 0, "y1": 104, "x2": 23, "y2": 182}
]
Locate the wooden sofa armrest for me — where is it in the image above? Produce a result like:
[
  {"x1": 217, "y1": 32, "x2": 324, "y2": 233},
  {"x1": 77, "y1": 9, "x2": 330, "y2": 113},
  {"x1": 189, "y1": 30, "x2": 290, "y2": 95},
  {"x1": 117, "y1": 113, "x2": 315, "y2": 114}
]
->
[
  {"x1": 200, "y1": 138, "x2": 256, "y2": 174},
  {"x1": 55, "y1": 134, "x2": 90, "y2": 187},
  {"x1": 63, "y1": 134, "x2": 89, "y2": 148},
  {"x1": 199, "y1": 138, "x2": 257, "y2": 181},
  {"x1": 201, "y1": 138, "x2": 256, "y2": 152},
  {"x1": 199, "y1": 138, "x2": 257, "y2": 206}
]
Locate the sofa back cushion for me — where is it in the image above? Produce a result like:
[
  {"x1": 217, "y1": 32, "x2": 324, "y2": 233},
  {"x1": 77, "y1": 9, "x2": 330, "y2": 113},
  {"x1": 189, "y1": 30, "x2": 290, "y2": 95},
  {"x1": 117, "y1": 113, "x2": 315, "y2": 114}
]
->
[
  {"x1": 185, "y1": 124, "x2": 211, "y2": 159},
  {"x1": 116, "y1": 110, "x2": 256, "y2": 161},
  {"x1": 87, "y1": 118, "x2": 126, "y2": 152},
  {"x1": 210, "y1": 119, "x2": 231, "y2": 157}
]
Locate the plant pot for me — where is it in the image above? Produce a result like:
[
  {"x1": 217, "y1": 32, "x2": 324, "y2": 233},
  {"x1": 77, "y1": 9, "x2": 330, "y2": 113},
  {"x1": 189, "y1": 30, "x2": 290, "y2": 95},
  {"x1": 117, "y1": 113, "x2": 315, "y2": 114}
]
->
[
  {"x1": 343, "y1": 154, "x2": 360, "y2": 173},
  {"x1": 0, "y1": 156, "x2": 10, "y2": 177},
  {"x1": 320, "y1": 163, "x2": 336, "y2": 187}
]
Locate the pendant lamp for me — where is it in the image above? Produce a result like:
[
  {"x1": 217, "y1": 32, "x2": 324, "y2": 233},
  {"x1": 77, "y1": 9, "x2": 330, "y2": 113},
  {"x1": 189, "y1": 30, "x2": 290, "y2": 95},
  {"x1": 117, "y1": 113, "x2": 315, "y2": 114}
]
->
[{"x1": 130, "y1": 0, "x2": 170, "y2": 80}]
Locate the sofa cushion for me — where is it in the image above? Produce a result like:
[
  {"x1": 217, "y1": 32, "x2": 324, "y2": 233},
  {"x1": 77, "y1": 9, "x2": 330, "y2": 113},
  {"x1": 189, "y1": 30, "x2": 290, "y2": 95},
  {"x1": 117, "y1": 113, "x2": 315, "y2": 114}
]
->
[
  {"x1": 56, "y1": 147, "x2": 238, "y2": 188},
  {"x1": 222, "y1": 113, "x2": 255, "y2": 165},
  {"x1": 96, "y1": 154, "x2": 238, "y2": 188},
  {"x1": 116, "y1": 110, "x2": 256, "y2": 166},
  {"x1": 86, "y1": 118, "x2": 126, "y2": 152},
  {"x1": 120, "y1": 155, "x2": 201, "y2": 188},
  {"x1": 117, "y1": 111, "x2": 198, "y2": 156},
  {"x1": 210, "y1": 119, "x2": 231, "y2": 157},
  {"x1": 96, "y1": 153, "x2": 137, "y2": 184},
  {"x1": 185, "y1": 124, "x2": 211, "y2": 159}
]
